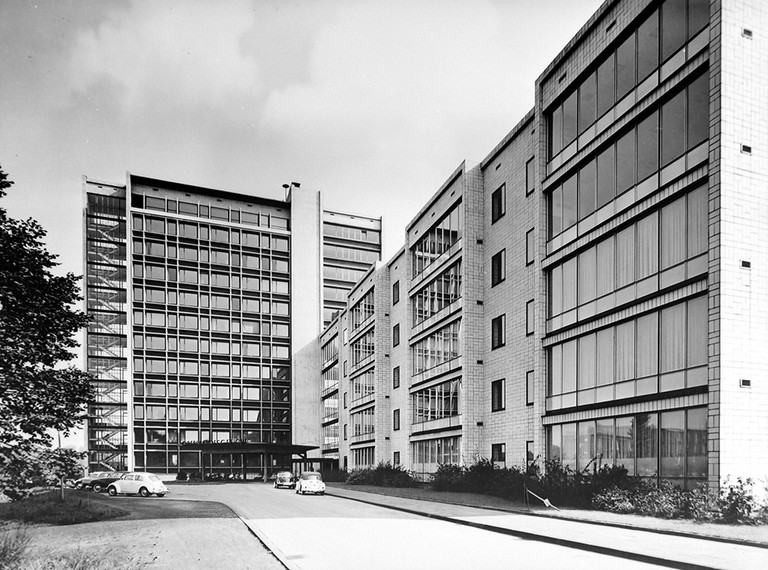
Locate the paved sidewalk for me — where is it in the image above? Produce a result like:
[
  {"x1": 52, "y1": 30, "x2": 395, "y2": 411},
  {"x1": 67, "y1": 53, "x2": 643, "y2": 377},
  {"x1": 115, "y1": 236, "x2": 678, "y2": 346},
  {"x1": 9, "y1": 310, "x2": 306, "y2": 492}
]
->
[{"x1": 325, "y1": 485, "x2": 768, "y2": 570}]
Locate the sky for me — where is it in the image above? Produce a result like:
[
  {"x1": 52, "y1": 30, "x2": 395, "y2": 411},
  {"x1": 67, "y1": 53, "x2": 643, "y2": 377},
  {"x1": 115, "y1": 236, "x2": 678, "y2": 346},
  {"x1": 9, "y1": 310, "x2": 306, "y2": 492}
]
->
[{"x1": 0, "y1": 0, "x2": 605, "y2": 276}]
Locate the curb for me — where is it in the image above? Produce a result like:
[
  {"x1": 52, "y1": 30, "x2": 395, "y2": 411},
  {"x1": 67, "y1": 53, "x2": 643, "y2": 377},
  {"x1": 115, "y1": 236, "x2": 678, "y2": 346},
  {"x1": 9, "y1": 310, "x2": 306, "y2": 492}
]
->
[{"x1": 325, "y1": 489, "x2": 721, "y2": 570}]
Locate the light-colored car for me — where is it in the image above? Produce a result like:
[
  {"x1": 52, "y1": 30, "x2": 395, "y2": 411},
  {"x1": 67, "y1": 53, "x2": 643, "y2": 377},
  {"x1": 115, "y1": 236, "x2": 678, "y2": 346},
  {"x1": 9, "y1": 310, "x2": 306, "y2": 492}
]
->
[
  {"x1": 274, "y1": 471, "x2": 295, "y2": 489},
  {"x1": 295, "y1": 471, "x2": 325, "y2": 495},
  {"x1": 107, "y1": 472, "x2": 169, "y2": 497}
]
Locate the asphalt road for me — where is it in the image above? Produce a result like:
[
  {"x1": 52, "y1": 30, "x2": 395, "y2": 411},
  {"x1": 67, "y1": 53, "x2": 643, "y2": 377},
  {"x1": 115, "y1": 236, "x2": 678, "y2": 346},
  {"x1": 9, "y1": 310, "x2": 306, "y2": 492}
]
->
[{"x1": 168, "y1": 483, "x2": 663, "y2": 570}]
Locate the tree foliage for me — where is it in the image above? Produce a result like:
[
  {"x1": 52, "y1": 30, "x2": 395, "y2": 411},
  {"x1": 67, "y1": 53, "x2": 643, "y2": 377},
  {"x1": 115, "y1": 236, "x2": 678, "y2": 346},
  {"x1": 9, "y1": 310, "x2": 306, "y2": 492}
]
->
[{"x1": 0, "y1": 166, "x2": 93, "y2": 499}]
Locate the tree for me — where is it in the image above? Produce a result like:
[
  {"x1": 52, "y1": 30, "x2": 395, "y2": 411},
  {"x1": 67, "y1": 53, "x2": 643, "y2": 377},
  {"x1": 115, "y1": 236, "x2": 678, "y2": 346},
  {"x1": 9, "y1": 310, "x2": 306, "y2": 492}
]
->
[{"x1": 0, "y1": 166, "x2": 93, "y2": 500}]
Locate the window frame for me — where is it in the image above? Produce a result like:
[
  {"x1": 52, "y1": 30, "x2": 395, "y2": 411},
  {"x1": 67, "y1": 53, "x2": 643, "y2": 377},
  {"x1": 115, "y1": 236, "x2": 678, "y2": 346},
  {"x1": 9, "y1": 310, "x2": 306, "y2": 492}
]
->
[
  {"x1": 491, "y1": 379, "x2": 506, "y2": 412},
  {"x1": 491, "y1": 249, "x2": 506, "y2": 287},
  {"x1": 491, "y1": 314, "x2": 506, "y2": 349},
  {"x1": 491, "y1": 183, "x2": 506, "y2": 223}
]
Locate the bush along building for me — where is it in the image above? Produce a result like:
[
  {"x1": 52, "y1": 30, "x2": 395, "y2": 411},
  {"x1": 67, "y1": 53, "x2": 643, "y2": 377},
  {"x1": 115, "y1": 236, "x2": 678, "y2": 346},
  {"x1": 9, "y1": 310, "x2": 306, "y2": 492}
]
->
[{"x1": 307, "y1": 0, "x2": 768, "y2": 491}]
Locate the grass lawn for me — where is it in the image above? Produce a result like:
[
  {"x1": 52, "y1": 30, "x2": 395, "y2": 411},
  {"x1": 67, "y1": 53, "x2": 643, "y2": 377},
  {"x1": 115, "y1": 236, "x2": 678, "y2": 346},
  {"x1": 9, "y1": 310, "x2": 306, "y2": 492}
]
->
[{"x1": 0, "y1": 489, "x2": 128, "y2": 526}]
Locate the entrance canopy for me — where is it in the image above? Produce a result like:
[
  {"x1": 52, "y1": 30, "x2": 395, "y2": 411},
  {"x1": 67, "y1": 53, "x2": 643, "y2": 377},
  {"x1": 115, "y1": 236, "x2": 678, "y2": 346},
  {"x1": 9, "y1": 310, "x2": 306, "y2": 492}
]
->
[{"x1": 180, "y1": 442, "x2": 319, "y2": 481}]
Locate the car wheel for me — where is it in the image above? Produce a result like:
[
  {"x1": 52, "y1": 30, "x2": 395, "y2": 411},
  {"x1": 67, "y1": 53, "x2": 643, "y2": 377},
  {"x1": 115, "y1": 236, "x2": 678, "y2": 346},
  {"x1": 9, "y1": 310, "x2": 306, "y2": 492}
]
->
[
  {"x1": 107, "y1": 486, "x2": 117, "y2": 496},
  {"x1": 139, "y1": 487, "x2": 150, "y2": 497},
  {"x1": 295, "y1": 487, "x2": 299, "y2": 494},
  {"x1": 320, "y1": 492, "x2": 325, "y2": 496},
  {"x1": 92, "y1": 483, "x2": 103, "y2": 493},
  {"x1": 156, "y1": 493, "x2": 165, "y2": 497}
]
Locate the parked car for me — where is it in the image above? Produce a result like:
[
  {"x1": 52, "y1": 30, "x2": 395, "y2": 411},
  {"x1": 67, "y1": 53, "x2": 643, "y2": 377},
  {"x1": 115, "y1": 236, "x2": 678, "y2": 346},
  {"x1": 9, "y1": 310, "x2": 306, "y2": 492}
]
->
[
  {"x1": 107, "y1": 472, "x2": 169, "y2": 497},
  {"x1": 273, "y1": 471, "x2": 295, "y2": 489},
  {"x1": 73, "y1": 472, "x2": 110, "y2": 490},
  {"x1": 88, "y1": 472, "x2": 125, "y2": 493},
  {"x1": 295, "y1": 471, "x2": 325, "y2": 495}
]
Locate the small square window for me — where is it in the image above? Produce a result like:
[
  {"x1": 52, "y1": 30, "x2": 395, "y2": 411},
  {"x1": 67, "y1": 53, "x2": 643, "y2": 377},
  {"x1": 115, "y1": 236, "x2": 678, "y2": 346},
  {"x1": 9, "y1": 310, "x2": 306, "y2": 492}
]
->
[
  {"x1": 491, "y1": 379, "x2": 505, "y2": 412},
  {"x1": 491, "y1": 443, "x2": 506, "y2": 463},
  {"x1": 526, "y1": 157, "x2": 535, "y2": 195},
  {"x1": 491, "y1": 184, "x2": 506, "y2": 223},
  {"x1": 491, "y1": 249, "x2": 506, "y2": 287},
  {"x1": 526, "y1": 370, "x2": 534, "y2": 406},
  {"x1": 393, "y1": 451, "x2": 401, "y2": 465},
  {"x1": 526, "y1": 228, "x2": 535, "y2": 266},
  {"x1": 526, "y1": 301, "x2": 534, "y2": 336},
  {"x1": 491, "y1": 314, "x2": 506, "y2": 349}
]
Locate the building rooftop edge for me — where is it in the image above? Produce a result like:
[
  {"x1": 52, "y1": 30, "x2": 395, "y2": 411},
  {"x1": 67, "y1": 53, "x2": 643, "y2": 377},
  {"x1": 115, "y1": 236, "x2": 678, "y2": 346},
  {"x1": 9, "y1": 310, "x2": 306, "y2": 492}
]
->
[
  {"x1": 480, "y1": 109, "x2": 535, "y2": 169},
  {"x1": 405, "y1": 161, "x2": 466, "y2": 233}
]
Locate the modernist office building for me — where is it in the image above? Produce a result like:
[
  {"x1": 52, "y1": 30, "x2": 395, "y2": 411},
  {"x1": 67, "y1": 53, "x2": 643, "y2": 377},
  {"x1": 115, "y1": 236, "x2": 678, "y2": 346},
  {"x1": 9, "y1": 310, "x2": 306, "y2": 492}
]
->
[
  {"x1": 83, "y1": 174, "x2": 380, "y2": 475},
  {"x1": 307, "y1": 0, "x2": 768, "y2": 490}
]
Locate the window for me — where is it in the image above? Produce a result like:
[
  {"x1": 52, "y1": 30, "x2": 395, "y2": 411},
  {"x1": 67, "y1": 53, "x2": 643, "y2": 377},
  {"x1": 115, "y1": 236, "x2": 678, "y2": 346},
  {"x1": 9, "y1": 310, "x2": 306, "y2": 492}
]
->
[
  {"x1": 526, "y1": 229, "x2": 535, "y2": 265},
  {"x1": 491, "y1": 314, "x2": 506, "y2": 349},
  {"x1": 343, "y1": 392, "x2": 347, "y2": 408},
  {"x1": 393, "y1": 451, "x2": 400, "y2": 465},
  {"x1": 393, "y1": 409, "x2": 400, "y2": 431},
  {"x1": 491, "y1": 184, "x2": 505, "y2": 223},
  {"x1": 343, "y1": 424, "x2": 347, "y2": 441},
  {"x1": 526, "y1": 157, "x2": 535, "y2": 195},
  {"x1": 393, "y1": 324, "x2": 400, "y2": 347},
  {"x1": 491, "y1": 443, "x2": 506, "y2": 463},
  {"x1": 526, "y1": 370, "x2": 534, "y2": 406},
  {"x1": 392, "y1": 281, "x2": 400, "y2": 305},
  {"x1": 526, "y1": 300, "x2": 535, "y2": 336},
  {"x1": 393, "y1": 366, "x2": 400, "y2": 389},
  {"x1": 491, "y1": 379, "x2": 505, "y2": 412},
  {"x1": 412, "y1": 379, "x2": 459, "y2": 423},
  {"x1": 526, "y1": 441, "x2": 534, "y2": 465},
  {"x1": 491, "y1": 250, "x2": 506, "y2": 286}
]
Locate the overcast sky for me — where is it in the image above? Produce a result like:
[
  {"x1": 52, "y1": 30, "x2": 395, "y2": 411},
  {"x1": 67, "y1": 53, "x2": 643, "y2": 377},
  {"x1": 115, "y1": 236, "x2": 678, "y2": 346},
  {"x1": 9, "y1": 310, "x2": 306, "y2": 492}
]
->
[{"x1": 1, "y1": 0, "x2": 604, "y2": 275}]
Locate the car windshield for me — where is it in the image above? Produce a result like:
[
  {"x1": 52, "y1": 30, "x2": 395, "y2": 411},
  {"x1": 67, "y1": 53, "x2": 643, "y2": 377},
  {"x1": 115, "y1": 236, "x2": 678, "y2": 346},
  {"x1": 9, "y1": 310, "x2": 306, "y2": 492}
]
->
[{"x1": 148, "y1": 475, "x2": 161, "y2": 482}]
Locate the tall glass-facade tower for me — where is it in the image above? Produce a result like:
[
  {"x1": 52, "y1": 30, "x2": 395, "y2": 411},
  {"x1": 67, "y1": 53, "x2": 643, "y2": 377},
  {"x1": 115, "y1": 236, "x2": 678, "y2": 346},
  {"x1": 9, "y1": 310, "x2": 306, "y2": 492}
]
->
[{"x1": 83, "y1": 174, "x2": 380, "y2": 476}]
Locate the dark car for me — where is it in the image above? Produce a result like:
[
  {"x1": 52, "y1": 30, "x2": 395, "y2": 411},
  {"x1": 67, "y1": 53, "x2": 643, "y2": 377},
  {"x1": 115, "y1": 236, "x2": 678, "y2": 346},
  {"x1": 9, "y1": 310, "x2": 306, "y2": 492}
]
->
[
  {"x1": 273, "y1": 471, "x2": 295, "y2": 489},
  {"x1": 88, "y1": 472, "x2": 125, "y2": 493},
  {"x1": 73, "y1": 471, "x2": 110, "y2": 490}
]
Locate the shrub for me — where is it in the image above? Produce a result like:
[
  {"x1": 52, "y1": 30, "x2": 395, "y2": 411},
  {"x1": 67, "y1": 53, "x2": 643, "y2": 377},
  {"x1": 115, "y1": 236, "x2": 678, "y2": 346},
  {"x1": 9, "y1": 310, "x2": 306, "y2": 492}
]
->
[
  {"x1": 431, "y1": 464, "x2": 465, "y2": 492},
  {"x1": 0, "y1": 490, "x2": 127, "y2": 525},
  {"x1": 345, "y1": 462, "x2": 419, "y2": 487},
  {"x1": 319, "y1": 469, "x2": 348, "y2": 483},
  {"x1": 717, "y1": 477, "x2": 757, "y2": 524}
]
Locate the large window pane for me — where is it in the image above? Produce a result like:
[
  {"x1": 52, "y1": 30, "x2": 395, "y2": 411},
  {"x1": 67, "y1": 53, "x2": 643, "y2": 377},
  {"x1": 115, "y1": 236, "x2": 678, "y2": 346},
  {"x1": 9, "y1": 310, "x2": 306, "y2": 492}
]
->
[
  {"x1": 563, "y1": 340, "x2": 577, "y2": 393},
  {"x1": 686, "y1": 407, "x2": 708, "y2": 477},
  {"x1": 562, "y1": 174, "x2": 578, "y2": 230},
  {"x1": 550, "y1": 265, "x2": 563, "y2": 316},
  {"x1": 637, "y1": 111, "x2": 659, "y2": 181},
  {"x1": 549, "y1": 344, "x2": 563, "y2": 395},
  {"x1": 597, "y1": 55, "x2": 615, "y2": 118},
  {"x1": 563, "y1": 91, "x2": 578, "y2": 148},
  {"x1": 615, "y1": 416, "x2": 635, "y2": 475},
  {"x1": 597, "y1": 328, "x2": 615, "y2": 386},
  {"x1": 550, "y1": 186, "x2": 563, "y2": 237},
  {"x1": 636, "y1": 312, "x2": 659, "y2": 377},
  {"x1": 578, "y1": 159, "x2": 597, "y2": 220},
  {"x1": 661, "y1": 302, "x2": 686, "y2": 372},
  {"x1": 597, "y1": 145, "x2": 616, "y2": 209},
  {"x1": 596, "y1": 419, "x2": 615, "y2": 464},
  {"x1": 687, "y1": 185, "x2": 708, "y2": 257},
  {"x1": 661, "y1": 90, "x2": 686, "y2": 165},
  {"x1": 616, "y1": 226, "x2": 635, "y2": 288},
  {"x1": 616, "y1": 33, "x2": 636, "y2": 100},
  {"x1": 562, "y1": 258, "x2": 577, "y2": 311},
  {"x1": 616, "y1": 129, "x2": 636, "y2": 195},
  {"x1": 578, "y1": 333, "x2": 596, "y2": 389},
  {"x1": 637, "y1": 9, "x2": 659, "y2": 81},
  {"x1": 596, "y1": 238, "x2": 615, "y2": 297},
  {"x1": 636, "y1": 412, "x2": 658, "y2": 477},
  {"x1": 637, "y1": 211, "x2": 659, "y2": 279},
  {"x1": 549, "y1": 424, "x2": 562, "y2": 461},
  {"x1": 662, "y1": 0, "x2": 686, "y2": 61},
  {"x1": 688, "y1": 0, "x2": 709, "y2": 38},
  {"x1": 579, "y1": 72, "x2": 597, "y2": 133},
  {"x1": 562, "y1": 423, "x2": 577, "y2": 471},
  {"x1": 578, "y1": 247, "x2": 597, "y2": 304},
  {"x1": 577, "y1": 421, "x2": 596, "y2": 471},
  {"x1": 661, "y1": 195, "x2": 686, "y2": 269},
  {"x1": 687, "y1": 73, "x2": 709, "y2": 149},
  {"x1": 551, "y1": 106, "x2": 563, "y2": 156},
  {"x1": 687, "y1": 296, "x2": 708, "y2": 367},
  {"x1": 616, "y1": 321, "x2": 636, "y2": 382},
  {"x1": 661, "y1": 410, "x2": 685, "y2": 477}
]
